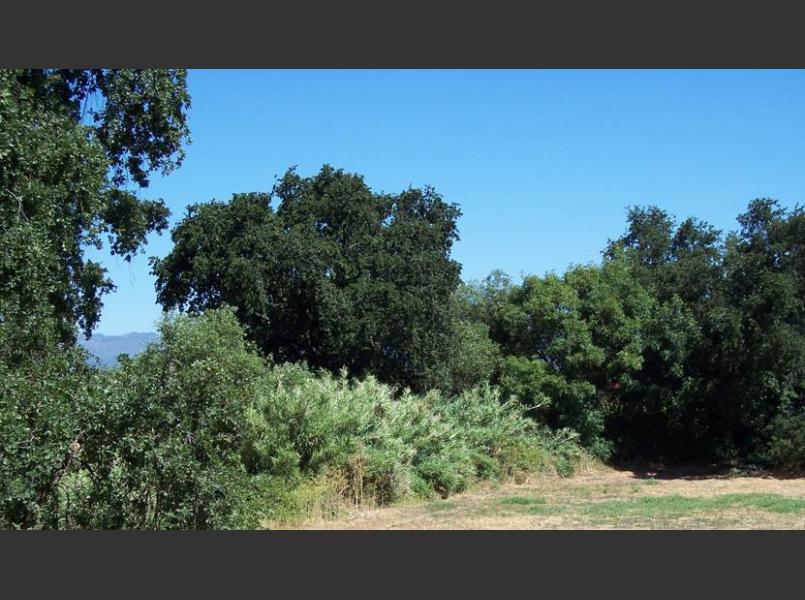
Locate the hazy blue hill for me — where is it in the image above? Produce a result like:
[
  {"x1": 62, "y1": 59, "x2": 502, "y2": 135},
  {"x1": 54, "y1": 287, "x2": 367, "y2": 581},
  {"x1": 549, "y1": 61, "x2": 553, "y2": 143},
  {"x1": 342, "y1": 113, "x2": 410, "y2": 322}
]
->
[{"x1": 79, "y1": 332, "x2": 159, "y2": 367}]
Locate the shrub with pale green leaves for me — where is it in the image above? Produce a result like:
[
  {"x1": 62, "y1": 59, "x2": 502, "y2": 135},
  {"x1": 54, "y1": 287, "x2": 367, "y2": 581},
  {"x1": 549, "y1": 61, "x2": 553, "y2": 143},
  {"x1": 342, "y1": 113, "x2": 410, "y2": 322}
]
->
[{"x1": 244, "y1": 362, "x2": 574, "y2": 517}]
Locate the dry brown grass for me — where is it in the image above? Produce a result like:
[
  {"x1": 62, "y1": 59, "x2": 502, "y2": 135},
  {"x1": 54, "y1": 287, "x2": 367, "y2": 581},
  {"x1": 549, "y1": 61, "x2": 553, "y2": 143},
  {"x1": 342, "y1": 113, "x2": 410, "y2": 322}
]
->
[{"x1": 278, "y1": 464, "x2": 805, "y2": 530}]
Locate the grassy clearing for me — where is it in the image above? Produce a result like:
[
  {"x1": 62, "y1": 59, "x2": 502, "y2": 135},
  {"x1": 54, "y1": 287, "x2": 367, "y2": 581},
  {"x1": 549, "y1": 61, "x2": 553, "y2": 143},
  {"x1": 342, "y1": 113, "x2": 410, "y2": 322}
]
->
[
  {"x1": 502, "y1": 492, "x2": 805, "y2": 526},
  {"x1": 288, "y1": 467, "x2": 805, "y2": 529}
]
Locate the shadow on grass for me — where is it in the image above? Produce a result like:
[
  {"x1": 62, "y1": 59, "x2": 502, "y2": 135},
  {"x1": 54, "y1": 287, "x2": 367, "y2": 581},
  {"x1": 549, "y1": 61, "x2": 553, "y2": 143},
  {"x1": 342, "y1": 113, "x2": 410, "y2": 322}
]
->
[{"x1": 612, "y1": 462, "x2": 786, "y2": 481}]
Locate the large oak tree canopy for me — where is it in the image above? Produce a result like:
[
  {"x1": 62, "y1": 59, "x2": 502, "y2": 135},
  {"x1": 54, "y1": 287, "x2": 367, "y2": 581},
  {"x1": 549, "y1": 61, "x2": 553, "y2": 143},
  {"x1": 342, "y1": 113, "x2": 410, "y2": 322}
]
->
[{"x1": 152, "y1": 165, "x2": 463, "y2": 392}]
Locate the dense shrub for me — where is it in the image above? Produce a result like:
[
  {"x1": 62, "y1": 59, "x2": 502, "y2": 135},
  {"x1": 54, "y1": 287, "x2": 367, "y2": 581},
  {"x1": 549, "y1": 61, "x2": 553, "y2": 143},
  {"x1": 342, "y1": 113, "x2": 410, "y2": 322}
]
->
[
  {"x1": 243, "y1": 364, "x2": 569, "y2": 518},
  {"x1": 0, "y1": 236, "x2": 100, "y2": 528},
  {"x1": 74, "y1": 309, "x2": 267, "y2": 529},
  {"x1": 0, "y1": 348, "x2": 98, "y2": 529},
  {"x1": 442, "y1": 319, "x2": 501, "y2": 395},
  {"x1": 766, "y1": 412, "x2": 805, "y2": 474}
]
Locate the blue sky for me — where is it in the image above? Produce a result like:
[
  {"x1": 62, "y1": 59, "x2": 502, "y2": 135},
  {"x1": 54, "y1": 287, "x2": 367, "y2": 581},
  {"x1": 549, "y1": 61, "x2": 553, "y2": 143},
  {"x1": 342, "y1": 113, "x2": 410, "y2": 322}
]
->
[{"x1": 90, "y1": 69, "x2": 805, "y2": 335}]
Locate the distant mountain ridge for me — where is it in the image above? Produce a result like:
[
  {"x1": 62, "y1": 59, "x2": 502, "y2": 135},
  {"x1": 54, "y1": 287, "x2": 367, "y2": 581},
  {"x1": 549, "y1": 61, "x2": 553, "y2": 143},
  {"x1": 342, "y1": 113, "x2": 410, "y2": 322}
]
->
[{"x1": 79, "y1": 332, "x2": 159, "y2": 367}]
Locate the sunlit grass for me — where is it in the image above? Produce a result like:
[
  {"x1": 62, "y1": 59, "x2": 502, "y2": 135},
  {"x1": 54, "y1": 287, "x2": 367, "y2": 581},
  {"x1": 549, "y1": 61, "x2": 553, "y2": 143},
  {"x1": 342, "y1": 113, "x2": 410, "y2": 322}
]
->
[
  {"x1": 500, "y1": 495, "x2": 546, "y2": 506},
  {"x1": 583, "y1": 493, "x2": 805, "y2": 519}
]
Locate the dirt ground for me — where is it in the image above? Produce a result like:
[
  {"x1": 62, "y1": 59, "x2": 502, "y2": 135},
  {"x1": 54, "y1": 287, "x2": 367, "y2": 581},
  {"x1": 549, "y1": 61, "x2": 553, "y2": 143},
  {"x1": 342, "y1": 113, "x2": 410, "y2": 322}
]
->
[{"x1": 284, "y1": 465, "x2": 805, "y2": 530}]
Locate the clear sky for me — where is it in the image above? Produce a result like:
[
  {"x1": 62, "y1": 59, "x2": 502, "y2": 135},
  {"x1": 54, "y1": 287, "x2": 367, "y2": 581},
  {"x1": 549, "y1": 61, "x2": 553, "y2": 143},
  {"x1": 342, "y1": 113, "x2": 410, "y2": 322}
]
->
[{"x1": 89, "y1": 69, "x2": 805, "y2": 335}]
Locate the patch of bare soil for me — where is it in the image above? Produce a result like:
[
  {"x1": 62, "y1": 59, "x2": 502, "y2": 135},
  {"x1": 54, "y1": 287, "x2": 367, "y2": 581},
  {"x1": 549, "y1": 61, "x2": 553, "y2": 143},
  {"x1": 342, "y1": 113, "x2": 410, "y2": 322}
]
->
[{"x1": 282, "y1": 465, "x2": 805, "y2": 530}]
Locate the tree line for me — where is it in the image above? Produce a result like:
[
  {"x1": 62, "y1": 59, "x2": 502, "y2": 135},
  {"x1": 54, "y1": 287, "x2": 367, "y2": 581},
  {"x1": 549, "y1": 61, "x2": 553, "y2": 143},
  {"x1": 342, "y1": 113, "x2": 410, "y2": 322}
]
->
[
  {"x1": 1, "y1": 69, "x2": 803, "y2": 528},
  {"x1": 151, "y1": 168, "x2": 805, "y2": 467}
]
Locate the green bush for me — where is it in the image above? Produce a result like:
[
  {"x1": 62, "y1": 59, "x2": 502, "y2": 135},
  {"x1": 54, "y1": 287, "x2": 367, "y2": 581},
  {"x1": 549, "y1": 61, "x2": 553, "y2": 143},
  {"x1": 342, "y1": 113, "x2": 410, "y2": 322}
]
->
[
  {"x1": 0, "y1": 348, "x2": 98, "y2": 529},
  {"x1": 78, "y1": 309, "x2": 267, "y2": 529},
  {"x1": 766, "y1": 411, "x2": 805, "y2": 474},
  {"x1": 442, "y1": 319, "x2": 501, "y2": 395},
  {"x1": 498, "y1": 355, "x2": 612, "y2": 460},
  {"x1": 243, "y1": 366, "x2": 468, "y2": 504},
  {"x1": 245, "y1": 364, "x2": 579, "y2": 520}
]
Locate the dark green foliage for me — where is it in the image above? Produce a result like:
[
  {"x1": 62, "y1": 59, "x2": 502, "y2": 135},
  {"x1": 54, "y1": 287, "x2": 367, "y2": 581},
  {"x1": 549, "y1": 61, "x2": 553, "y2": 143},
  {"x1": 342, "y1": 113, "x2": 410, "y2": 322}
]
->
[
  {"x1": 466, "y1": 199, "x2": 804, "y2": 467},
  {"x1": 0, "y1": 310, "x2": 264, "y2": 529},
  {"x1": 153, "y1": 165, "x2": 462, "y2": 392},
  {"x1": 766, "y1": 412, "x2": 805, "y2": 474},
  {"x1": 441, "y1": 315, "x2": 501, "y2": 395},
  {"x1": 714, "y1": 200, "x2": 805, "y2": 460},
  {"x1": 78, "y1": 310, "x2": 265, "y2": 529},
  {"x1": 0, "y1": 221, "x2": 64, "y2": 364},
  {"x1": 0, "y1": 69, "x2": 189, "y2": 342},
  {"x1": 0, "y1": 68, "x2": 194, "y2": 528},
  {"x1": 16, "y1": 69, "x2": 190, "y2": 188},
  {"x1": 473, "y1": 259, "x2": 651, "y2": 458},
  {"x1": 0, "y1": 346, "x2": 97, "y2": 529}
]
